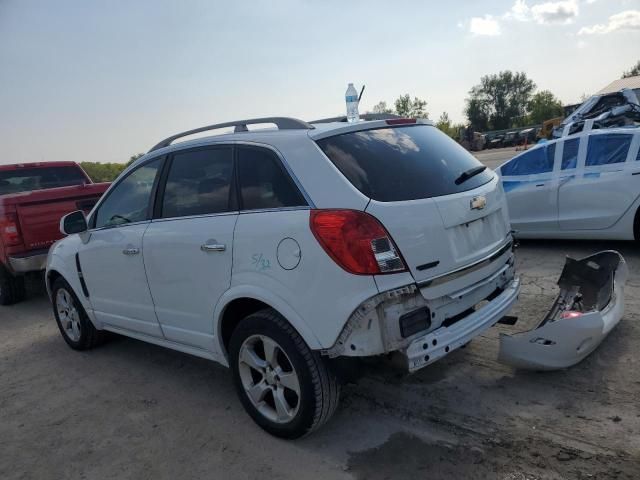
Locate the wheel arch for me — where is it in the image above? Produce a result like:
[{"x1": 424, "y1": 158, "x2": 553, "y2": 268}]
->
[
  {"x1": 46, "y1": 269, "x2": 63, "y2": 296},
  {"x1": 215, "y1": 287, "x2": 322, "y2": 361},
  {"x1": 45, "y1": 253, "x2": 96, "y2": 323}
]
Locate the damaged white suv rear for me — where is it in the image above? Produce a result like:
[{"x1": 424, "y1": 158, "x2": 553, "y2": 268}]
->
[{"x1": 47, "y1": 117, "x2": 519, "y2": 438}]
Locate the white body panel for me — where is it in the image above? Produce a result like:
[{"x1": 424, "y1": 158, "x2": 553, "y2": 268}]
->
[
  {"x1": 143, "y1": 213, "x2": 238, "y2": 352},
  {"x1": 499, "y1": 127, "x2": 640, "y2": 240},
  {"x1": 79, "y1": 223, "x2": 162, "y2": 337},
  {"x1": 229, "y1": 209, "x2": 379, "y2": 349}
]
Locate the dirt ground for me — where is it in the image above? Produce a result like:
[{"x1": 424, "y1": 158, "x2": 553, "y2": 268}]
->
[{"x1": 1, "y1": 239, "x2": 638, "y2": 480}]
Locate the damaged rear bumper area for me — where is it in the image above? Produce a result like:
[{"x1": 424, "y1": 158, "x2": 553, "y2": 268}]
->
[
  {"x1": 323, "y1": 247, "x2": 520, "y2": 373},
  {"x1": 499, "y1": 250, "x2": 628, "y2": 371}
]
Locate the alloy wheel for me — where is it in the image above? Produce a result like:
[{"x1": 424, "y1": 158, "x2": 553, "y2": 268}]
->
[
  {"x1": 237, "y1": 334, "x2": 301, "y2": 423},
  {"x1": 56, "y1": 288, "x2": 81, "y2": 342}
]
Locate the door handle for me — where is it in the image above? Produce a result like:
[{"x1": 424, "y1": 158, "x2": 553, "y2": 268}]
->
[
  {"x1": 201, "y1": 243, "x2": 226, "y2": 252},
  {"x1": 535, "y1": 183, "x2": 545, "y2": 187},
  {"x1": 122, "y1": 247, "x2": 140, "y2": 255}
]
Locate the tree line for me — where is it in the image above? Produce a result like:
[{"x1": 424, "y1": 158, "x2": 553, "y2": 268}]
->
[
  {"x1": 80, "y1": 154, "x2": 143, "y2": 182},
  {"x1": 372, "y1": 59, "x2": 639, "y2": 135}
]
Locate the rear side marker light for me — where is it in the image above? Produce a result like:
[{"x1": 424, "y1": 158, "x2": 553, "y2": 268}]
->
[{"x1": 310, "y1": 209, "x2": 407, "y2": 275}]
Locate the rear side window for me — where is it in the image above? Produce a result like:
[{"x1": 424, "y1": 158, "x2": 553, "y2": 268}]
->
[
  {"x1": 561, "y1": 138, "x2": 580, "y2": 170},
  {"x1": 237, "y1": 147, "x2": 306, "y2": 210},
  {"x1": 0, "y1": 166, "x2": 87, "y2": 195},
  {"x1": 94, "y1": 159, "x2": 162, "y2": 229},
  {"x1": 501, "y1": 144, "x2": 555, "y2": 176},
  {"x1": 586, "y1": 134, "x2": 632, "y2": 166},
  {"x1": 161, "y1": 148, "x2": 233, "y2": 218},
  {"x1": 316, "y1": 125, "x2": 493, "y2": 202}
]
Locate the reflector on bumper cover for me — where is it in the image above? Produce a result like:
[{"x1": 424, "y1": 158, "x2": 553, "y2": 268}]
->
[{"x1": 498, "y1": 250, "x2": 628, "y2": 371}]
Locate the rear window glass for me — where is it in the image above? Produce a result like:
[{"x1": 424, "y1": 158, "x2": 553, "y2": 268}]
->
[
  {"x1": 501, "y1": 144, "x2": 555, "y2": 176},
  {"x1": 237, "y1": 147, "x2": 307, "y2": 210},
  {"x1": 586, "y1": 134, "x2": 632, "y2": 166},
  {"x1": 0, "y1": 166, "x2": 87, "y2": 195},
  {"x1": 316, "y1": 125, "x2": 493, "y2": 202}
]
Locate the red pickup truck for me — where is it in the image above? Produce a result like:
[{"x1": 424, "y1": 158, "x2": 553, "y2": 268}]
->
[{"x1": 0, "y1": 162, "x2": 109, "y2": 305}]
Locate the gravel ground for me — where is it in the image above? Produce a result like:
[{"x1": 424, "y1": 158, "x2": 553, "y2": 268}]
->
[{"x1": 1, "y1": 240, "x2": 638, "y2": 480}]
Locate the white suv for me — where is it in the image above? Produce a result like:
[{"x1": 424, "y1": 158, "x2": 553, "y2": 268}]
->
[{"x1": 47, "y1": 116, "x2": 520, "y2": 438}]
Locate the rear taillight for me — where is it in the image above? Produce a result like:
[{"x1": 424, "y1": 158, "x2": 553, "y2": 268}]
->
[
  {"x1": 310, "y1": 209, "x2": 406, "y2": 275},
  {"x1": 1, "y1": 212, "x2": 22, "y2": 247}
]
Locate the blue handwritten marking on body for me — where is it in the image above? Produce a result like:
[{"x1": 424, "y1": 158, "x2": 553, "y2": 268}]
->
[{"x1": 252, "y1": 253, "x2": 271, "y2": 271}]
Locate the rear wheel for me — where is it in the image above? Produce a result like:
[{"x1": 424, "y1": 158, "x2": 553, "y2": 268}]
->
[
  {"x1": 52, "y1": 277, "x2": 105, "y2": 350},
  {"x1": 0, "y1": 267, "x2": 25, "y2": 306},
  {"x1": 229, "y1": 308, "x2": 340, "y2": 438}
]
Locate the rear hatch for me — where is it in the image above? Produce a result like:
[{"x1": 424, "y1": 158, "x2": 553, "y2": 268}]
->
[{"x1": 316, "y1": 122, "x2": 510, "y2": 290}]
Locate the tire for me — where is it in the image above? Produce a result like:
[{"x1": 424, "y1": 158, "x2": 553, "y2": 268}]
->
[
  {"x1": 634, "y1": 207, "x2": 640, "y2": 241},
  {"x1": 51, "y1": 277, "x2": 105, "y2": 350},
  {"x1": 229, "y1": 308, "x2": 340, "y2": 439},
  {"x1": 0, "y1": 267, "x2": 25, "y2": 306}
]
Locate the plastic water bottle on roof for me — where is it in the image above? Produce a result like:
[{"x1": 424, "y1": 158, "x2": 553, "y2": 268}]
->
[{"x1": 345, "y1": 83, "x2": 360, "y2": 123}]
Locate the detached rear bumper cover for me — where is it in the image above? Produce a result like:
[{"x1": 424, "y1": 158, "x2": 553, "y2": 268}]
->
[{"x1": 499, "y1": 250, "x2": 628, "y2": 371}]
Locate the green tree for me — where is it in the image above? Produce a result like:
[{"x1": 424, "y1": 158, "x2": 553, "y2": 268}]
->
[
  {"x1": 465, "y1": 71, "x2": 536, "y2": 130},
  {"x1": 394, "y1": 94, "x2": 428, "y2": 118},
  {"x1": 371, "y1": 101, "x2": 393, "y2": 114},
  {"x1": 126, "y1": 153, "x2": 145, "y2": 167},
  {"x1": 464, "y1": 98, "x2": 489, "y2": 132},
  {"x1": 622, "y1": 60, "x2": 640, "y2": 78},
  {"x1": 435, "y1": 112, "x2": 463, "y2": 139},
  {"x1": 80, "y1": 162, "x2": 127, "y2": 182},
  {"x1": 527, "y1": 90, "x2": 564, "y2": 124}
]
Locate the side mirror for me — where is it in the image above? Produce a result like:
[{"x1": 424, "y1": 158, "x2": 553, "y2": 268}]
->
[{"x1": 60, "y1": 210, "x2": 88, "y2": 235}]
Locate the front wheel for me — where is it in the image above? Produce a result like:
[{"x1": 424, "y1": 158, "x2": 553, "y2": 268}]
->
[
  {"x1": 52, "y1": 277, "x2": 105, "y2": 350},
  {"x1": 229, "y1": 309, "x2": 340, "y2": 439}
]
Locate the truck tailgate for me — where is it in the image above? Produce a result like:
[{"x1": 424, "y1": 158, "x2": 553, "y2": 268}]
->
[{"x1": 14, "y1": 185, "x2": 106, "y2": 250}]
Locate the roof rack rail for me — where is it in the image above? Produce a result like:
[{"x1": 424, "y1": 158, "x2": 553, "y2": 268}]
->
[
  {"x1": 148, "y1": 117, "x2": 314, "y2": 152},
  {"x1": 309, "y1": 113, "x2": 402, "y2": 124}
]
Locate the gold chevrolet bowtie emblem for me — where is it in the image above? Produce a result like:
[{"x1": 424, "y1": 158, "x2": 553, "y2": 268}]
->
[{"x1": 470, "y1": 195, "x2": 487, "y2": 210}]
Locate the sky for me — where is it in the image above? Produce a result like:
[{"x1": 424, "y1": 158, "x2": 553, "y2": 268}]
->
[{"x1": 1, "y1": 0, "x2": 639, "y2": 165}]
